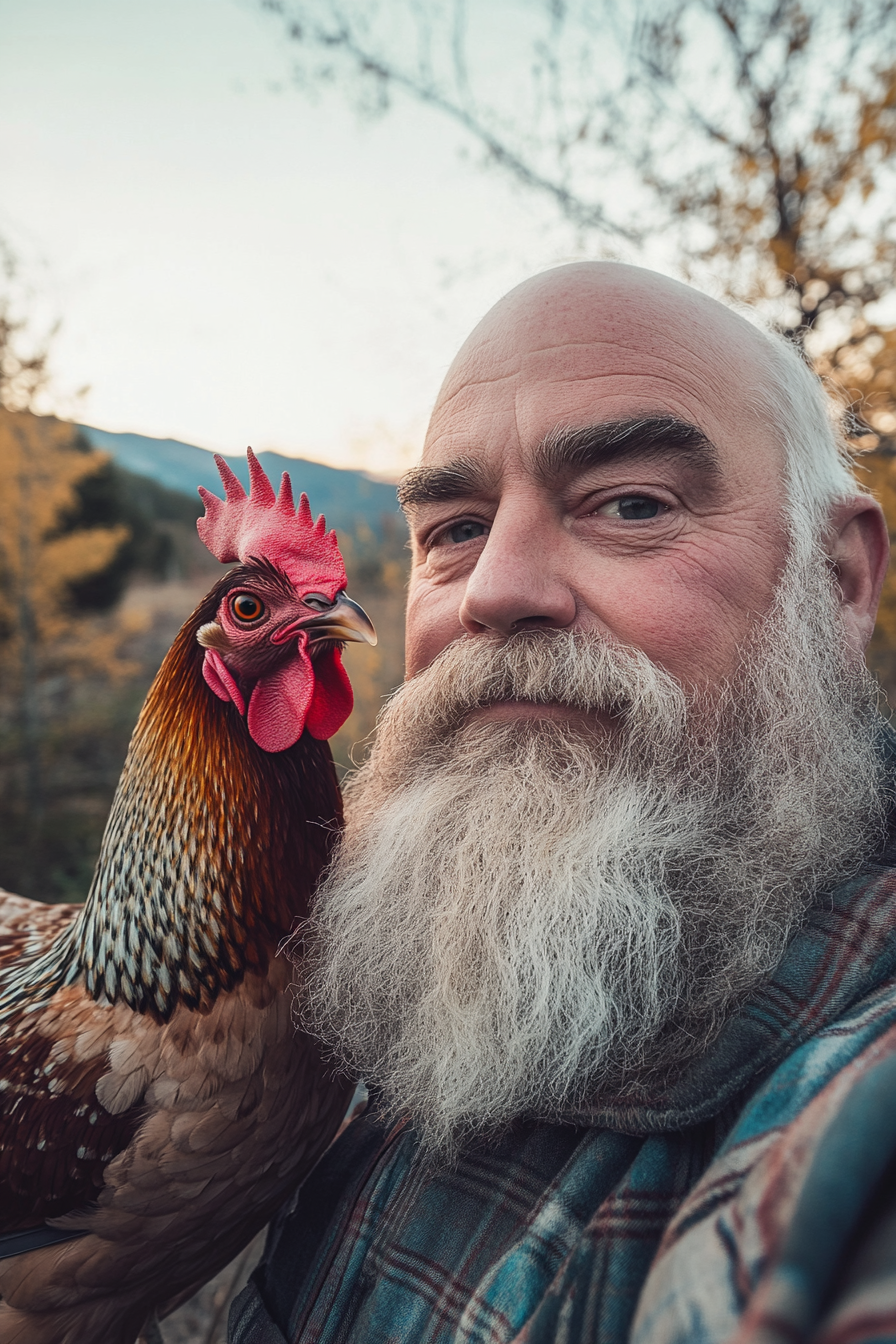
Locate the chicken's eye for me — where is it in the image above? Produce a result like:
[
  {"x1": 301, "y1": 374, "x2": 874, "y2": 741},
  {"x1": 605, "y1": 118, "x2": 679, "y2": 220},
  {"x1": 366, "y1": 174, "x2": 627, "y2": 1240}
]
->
[{"x1": 230, "y1": 593, "x2": 266, "y2": 623}]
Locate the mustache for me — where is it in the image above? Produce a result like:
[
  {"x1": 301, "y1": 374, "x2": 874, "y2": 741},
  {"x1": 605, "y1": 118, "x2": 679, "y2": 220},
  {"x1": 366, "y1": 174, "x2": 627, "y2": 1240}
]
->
[
  {"x1": 299, "y1": 553, "x2": 888, "y2": 1151},
  {"x1": 377, "y1": 629, "x2": 691, "y2": 747}
]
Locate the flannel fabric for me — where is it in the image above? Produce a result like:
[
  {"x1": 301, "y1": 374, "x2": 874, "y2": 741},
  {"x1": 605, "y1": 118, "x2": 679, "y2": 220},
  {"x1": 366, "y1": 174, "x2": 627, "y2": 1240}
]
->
[{"x1": 230, "y1": 741, "x2": 896, "y2": 1344}]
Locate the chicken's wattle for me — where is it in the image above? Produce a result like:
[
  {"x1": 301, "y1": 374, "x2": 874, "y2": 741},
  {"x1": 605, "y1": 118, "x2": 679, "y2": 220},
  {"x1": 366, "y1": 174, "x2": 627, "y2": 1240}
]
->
[{"x1": 203, "y1": 633, "x2": 353, "y2": 752}]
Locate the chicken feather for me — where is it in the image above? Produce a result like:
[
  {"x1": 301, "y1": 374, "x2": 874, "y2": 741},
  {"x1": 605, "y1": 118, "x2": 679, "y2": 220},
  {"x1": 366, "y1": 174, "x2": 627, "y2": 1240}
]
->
[{"x1": 0, "y1": 458, "x2": 368, "y2": 1342}]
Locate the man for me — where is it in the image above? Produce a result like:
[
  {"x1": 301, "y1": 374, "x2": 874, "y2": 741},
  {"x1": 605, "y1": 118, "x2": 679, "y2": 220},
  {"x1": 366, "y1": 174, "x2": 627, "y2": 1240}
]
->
[{"x1": 231, "y1": 263, "x2": 896, "y2": 1343}]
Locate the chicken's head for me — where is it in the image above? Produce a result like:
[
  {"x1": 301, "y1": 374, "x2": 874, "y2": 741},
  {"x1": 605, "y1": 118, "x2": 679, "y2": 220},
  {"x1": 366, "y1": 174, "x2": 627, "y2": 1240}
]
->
[{"x1": 195, "y1": 449, "x2": 376, "y2": 752}]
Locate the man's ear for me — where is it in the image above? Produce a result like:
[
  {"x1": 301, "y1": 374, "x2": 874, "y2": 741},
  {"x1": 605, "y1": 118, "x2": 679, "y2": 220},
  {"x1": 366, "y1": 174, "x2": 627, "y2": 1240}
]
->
[{"x1": 828, "y1": 496, "x2": 890, "y2": 654}]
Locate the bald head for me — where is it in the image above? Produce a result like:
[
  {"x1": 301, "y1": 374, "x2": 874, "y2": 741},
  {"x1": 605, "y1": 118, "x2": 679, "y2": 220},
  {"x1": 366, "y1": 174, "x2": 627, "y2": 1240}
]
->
[
  {"x1": 434, "y1": 262, "x2": 775, "y2": 439},
  {"x1": 403, "y1": 262, "x2": 887, "y2": 686},
  {"x1": 429, "y1": 264, "x2": 866, "y2": 530}
]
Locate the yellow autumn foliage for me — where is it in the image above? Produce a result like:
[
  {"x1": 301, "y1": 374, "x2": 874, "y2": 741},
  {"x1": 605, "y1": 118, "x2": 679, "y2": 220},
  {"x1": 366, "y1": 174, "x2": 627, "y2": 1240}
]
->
[
  {"x1": 812, "y1": 338, "x2": 896, "y2": 698},
  {"x1": 0, "y1": 409, "x2": 140, "y2": 688},
  {"x1": 652, "y1": 21, "x2": 896, "y2": 701}
]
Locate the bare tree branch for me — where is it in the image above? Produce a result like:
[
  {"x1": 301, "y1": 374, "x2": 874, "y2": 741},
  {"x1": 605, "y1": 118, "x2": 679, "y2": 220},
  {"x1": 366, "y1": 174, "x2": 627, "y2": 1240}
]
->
[{"x1": 263, "y1": 0, "x2": 639, "y2": 238}]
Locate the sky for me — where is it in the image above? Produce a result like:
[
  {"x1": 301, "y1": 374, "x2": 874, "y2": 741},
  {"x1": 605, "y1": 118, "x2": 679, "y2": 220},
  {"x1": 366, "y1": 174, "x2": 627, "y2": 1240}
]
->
[{"x1": 0, "y1": 0, "x2": 632, "y2": 475}]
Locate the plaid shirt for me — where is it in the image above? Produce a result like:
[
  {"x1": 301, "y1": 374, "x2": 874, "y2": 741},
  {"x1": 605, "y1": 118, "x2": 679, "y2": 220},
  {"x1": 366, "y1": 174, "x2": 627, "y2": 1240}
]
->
[{"x1": 231, "y1": 741, "x2": 896, "y2": 1344}]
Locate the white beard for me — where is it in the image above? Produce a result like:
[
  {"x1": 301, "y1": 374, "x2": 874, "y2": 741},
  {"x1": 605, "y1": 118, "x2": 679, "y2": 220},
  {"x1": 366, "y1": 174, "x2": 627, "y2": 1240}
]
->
[{"x1": 295, "y1": 550, "x2": 887, "y2": 1154}]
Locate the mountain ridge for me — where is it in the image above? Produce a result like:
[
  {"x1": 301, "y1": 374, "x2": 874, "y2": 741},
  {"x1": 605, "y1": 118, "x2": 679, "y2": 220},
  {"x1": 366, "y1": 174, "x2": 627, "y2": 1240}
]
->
[{"x1": 77, "y1": 424, "x2": 402, "y2": 535}]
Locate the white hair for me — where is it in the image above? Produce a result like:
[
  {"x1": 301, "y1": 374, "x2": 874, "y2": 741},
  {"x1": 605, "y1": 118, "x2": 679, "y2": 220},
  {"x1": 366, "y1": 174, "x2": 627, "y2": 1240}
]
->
[
  {"x1": 298, "y1": 547, "x2": 886, "y2": 1152},
  {"x1": 747, "y1": 322, "x2": 867, "y2": 561}
]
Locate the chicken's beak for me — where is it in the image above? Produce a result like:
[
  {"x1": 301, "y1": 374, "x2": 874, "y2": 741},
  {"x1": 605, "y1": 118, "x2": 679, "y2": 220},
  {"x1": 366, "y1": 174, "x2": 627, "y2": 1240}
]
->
[{"x1": 304, "y1": 592, "x2": 377, "y2": 647}]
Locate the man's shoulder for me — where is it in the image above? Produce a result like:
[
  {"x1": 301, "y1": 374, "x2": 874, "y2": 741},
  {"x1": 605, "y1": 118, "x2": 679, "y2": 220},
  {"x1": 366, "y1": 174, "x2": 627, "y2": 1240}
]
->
[{"x1": 633, "y1": 961, "x2": 896, "y2": 1344}]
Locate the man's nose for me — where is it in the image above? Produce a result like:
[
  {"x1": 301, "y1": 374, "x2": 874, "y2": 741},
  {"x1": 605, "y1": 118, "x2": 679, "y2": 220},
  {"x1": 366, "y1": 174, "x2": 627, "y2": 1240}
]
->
[{"x1": 458, "y1": 501, "x2": 577, "y2": 636}]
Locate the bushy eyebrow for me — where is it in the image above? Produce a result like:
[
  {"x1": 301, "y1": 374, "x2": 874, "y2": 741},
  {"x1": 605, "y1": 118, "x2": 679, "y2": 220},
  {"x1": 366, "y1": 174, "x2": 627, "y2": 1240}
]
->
[
  {"x1": 533, "y1": 415, "x2": 721, "y2": 485},
  {"x1": 398, "y1": 415, "x2": 720, "y2": 513},
  {"x1": 398, "y1": 456, "x2": 494, "y2": 512}
]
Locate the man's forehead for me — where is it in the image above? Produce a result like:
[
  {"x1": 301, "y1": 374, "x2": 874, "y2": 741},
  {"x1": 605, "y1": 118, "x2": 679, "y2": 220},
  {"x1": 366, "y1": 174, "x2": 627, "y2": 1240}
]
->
[{"x1": 423, "y1": 265, "x2": 777, "y2": 472}]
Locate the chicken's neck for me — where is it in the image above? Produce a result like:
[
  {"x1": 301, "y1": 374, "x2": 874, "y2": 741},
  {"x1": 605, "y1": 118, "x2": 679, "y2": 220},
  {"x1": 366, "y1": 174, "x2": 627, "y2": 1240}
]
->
[{"x1": 25, "y1": 582, "x2": 342, "y2": 1020}]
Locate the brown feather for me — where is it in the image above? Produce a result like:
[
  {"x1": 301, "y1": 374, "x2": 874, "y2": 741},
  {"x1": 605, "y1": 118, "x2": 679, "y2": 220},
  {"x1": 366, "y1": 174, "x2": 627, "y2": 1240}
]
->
[{"x1": 0, "y1": 568, "x2": 353, "y2": 1342}]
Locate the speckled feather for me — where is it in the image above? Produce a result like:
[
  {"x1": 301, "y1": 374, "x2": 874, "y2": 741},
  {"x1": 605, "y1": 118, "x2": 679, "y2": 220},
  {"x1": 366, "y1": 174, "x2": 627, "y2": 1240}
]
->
[{"x1": 0, "y1": 571, "x2": 354, "y2": 1343}]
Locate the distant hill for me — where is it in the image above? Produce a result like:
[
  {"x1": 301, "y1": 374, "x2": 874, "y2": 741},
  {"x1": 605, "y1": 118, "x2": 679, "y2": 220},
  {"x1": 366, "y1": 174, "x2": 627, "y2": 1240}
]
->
[{"x1": 77, "y1": 425, "x2": 402, "y2": 535}]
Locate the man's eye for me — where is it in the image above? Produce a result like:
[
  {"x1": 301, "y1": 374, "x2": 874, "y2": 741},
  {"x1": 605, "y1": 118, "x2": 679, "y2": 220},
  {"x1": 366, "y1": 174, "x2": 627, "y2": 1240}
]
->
[
  {"x1": 443, "y1": 520, "x2": 487, "y2": 544},
  {"x1": 598, "y1": 496, "x2": 663, "y2": 520}
]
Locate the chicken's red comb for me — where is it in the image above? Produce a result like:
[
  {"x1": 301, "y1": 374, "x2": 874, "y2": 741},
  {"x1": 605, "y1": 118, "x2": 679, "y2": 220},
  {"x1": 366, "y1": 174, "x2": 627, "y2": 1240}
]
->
[{"x1": 197, "y1": 448, "x2": 347, "y2": 592}]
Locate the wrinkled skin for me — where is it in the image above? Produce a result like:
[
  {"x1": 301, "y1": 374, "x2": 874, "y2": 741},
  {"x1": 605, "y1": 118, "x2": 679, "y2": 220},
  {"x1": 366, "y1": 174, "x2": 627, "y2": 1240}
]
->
[{"x1": 402, "y1": 263, "x2": 888, "y2": 704}]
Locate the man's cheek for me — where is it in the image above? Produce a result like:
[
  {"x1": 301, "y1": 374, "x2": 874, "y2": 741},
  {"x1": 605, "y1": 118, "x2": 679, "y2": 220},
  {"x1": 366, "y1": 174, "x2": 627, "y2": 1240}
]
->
[
  {"x1": 405, "y1": 579, "x2": 467, "y2": 676},
  {"x1": 590, "y1": 560, "x2": 766, "y2": 685}
]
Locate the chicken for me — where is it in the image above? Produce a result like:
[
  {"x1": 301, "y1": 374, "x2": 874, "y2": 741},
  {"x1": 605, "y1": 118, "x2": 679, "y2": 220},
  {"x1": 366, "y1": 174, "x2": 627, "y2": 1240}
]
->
[{"x1": 0, "y1": 450, "x2": 376, "y2": 1343}]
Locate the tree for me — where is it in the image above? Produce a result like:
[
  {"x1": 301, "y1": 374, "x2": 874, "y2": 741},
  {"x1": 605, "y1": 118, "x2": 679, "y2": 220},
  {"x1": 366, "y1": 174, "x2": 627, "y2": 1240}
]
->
[
  {"x1": 0, "y1": 239, "x2": 56, "y2": 416},
  {"x1": 262, "y1": 2, "x2": 896, "y2": 326},
  {"x1": 262, "y1": 0, "x2": 896, "y2": 691},
  {"x1": 0, "y1": 245, "x2": 233, "y2": 901},
  {"x1": 0, "y1": 251, "x2": 146, "y2": 894},
  {"x1": 0, "y1": 411, "x2": 133, "y2": 861}
]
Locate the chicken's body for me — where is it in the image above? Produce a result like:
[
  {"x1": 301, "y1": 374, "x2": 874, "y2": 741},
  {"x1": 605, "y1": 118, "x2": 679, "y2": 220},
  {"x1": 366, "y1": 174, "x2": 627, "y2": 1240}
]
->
[{"x1": 0, "y1": 457, "x2": 370, "y2": 1342}]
